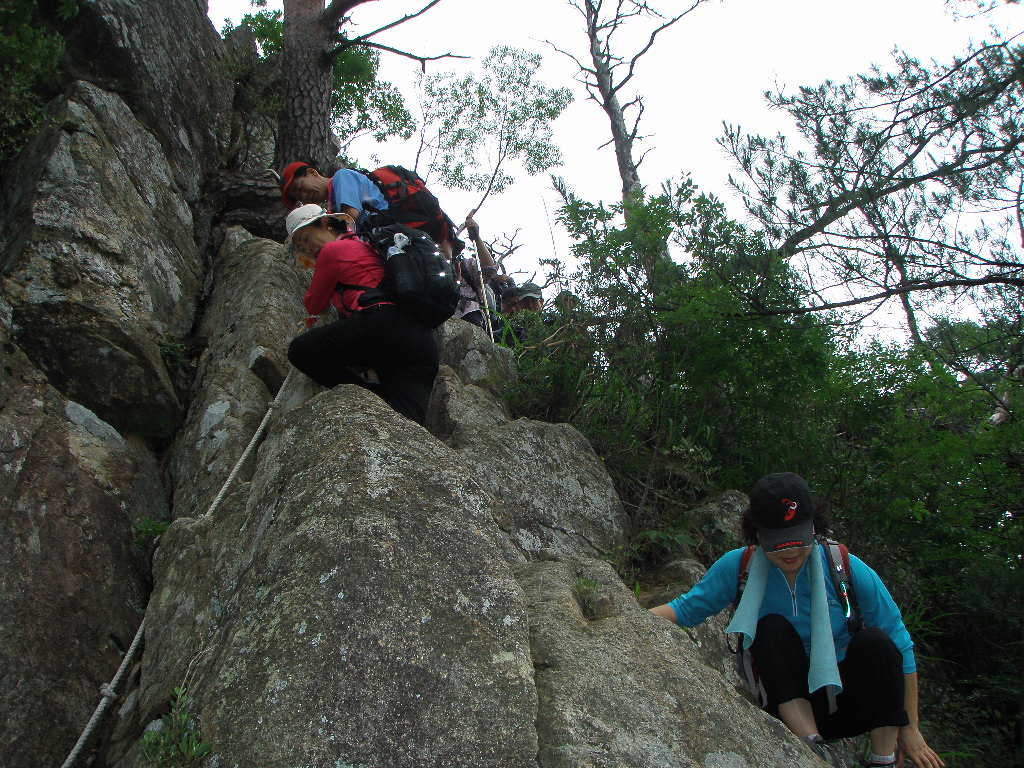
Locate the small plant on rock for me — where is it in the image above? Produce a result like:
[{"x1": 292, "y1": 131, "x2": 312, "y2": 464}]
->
[
  {"x1": 141, "y1": 686, "x2": 211, "y2": 767},
  {"x1": 134, "y1": 516, "x2": 169, "y2": 546}
]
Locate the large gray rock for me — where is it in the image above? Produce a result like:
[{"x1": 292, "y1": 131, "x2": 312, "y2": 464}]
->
[
  {"x1": 457, "y1": 417, "x2": 627, "y2": 560},
  {"x1": 168, "y1": 227, "x2": 305, "y2": 518},
  {"x1": 683, "y1": 490, "x2": 748, "y2": 558},
  {"x1": 61, "y1": 0, "x2": 232, "y2": 202},
  {"x1": 426, "y1": 356, "x2": 625, "y2": 560},
  {"x1": 518, "y1": 557, "x2": 821, "y2": 768},
  {"x1": 435, "y1": 318, "x2": 518, "y2": 396},
  {"x1": 140, "y1": 386, "x2": 538, "y2": 768},
  {"x1": 1, "y1": 81, "x2": 203, "y2": 442},
  {"x1": 425, "y1": 363, "x2": 513, "y2": 443},
  {"x1": 0, "y1": 339, "x2": 162, "y2": 768}
]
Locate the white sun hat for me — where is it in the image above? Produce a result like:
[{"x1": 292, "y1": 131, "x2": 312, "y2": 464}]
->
[{"x1": 285, "y1": 204, "x2": 334, "y2": 243}]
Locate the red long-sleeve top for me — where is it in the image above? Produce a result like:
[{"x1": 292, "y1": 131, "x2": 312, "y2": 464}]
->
[{"x1": 304, "y1": 234, "x2": 391, "y2": 318}]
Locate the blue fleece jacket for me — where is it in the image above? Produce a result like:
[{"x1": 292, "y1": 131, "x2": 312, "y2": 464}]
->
[{"x1": 669, "y1": 544, "x2": 916, "y2": 674}]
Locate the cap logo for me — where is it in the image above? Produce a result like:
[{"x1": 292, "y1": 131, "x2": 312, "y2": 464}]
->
[{"x1": 781, "y1": 498, "x2": 797, "y2": 521}]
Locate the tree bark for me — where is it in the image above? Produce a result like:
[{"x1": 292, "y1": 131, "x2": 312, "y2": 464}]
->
[
  {"x1": 584, "y1": 3, "x2": 641, "y2": 204},
  {"x1": 278, "y1": 0, "x2": 337, "y2": 171}
]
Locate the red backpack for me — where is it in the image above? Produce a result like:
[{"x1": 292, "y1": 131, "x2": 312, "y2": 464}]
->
[{"x1": 361, "y1": 166, "x2": 461, "y2": 254}]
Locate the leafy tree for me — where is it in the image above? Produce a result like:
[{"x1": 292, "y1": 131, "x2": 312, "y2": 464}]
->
[
  {"x1": 721, "y1": 27, "x2": 1024, "y2": 336},
  {"x1": 414, "y1": 46, "x2": 572, "y2": 219},
  {"x1": 0, "y1": 0, "x2": 79, "y2": 165}
]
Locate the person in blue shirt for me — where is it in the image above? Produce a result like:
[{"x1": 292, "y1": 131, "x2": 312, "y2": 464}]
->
[{"x1": 649, "y1": 473, "x2": 943, "y2": 768}]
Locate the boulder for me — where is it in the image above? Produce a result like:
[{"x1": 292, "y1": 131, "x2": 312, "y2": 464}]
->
[
  {"x1": 168, "y1": 227, "x2": 305, "y2": 518},
  {"x1": 456, "y1": 417, "x2": 626, "y2": 560},
  {"x1": 684, "y1": 490, "x2": 748, "y2": 557},
  {"x1": 517, "y1": 557, "x2": 821, "y2": 768},
  {"x1": 2, "y1": 81, "x2": 204, "y2": 443},
  {"x1": 435, "y1": 318, "x2": 518, "y2": 397},
  {"x1": 140, "y1": 386, "x2": 539, "y2": 768},
  {"x1": 0, "y1": 340, "x2": 162, "y2": 768},
  {"x1": 425, "y1": 363, "x2": 513, "y2": 443}
]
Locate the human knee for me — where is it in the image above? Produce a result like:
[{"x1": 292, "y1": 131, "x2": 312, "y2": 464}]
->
[{"x1": 848, "y1": 627, "x2": 901, "y2": 665}]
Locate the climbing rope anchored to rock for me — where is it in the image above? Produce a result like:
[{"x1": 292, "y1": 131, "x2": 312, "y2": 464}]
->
[{"x1": 59, "y1": 360, "x2": 304, "y2": 767}]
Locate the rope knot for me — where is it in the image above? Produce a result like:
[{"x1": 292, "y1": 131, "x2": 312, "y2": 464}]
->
[{"x1": 99, "y1": 684, "x2": 117, "y2": 700}]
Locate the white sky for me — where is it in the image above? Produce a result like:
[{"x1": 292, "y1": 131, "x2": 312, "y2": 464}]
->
[{"x1": 207, "y1": 0, "x2": 1019, "y2": 331}]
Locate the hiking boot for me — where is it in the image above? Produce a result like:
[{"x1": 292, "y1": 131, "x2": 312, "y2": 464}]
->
[{"x1": 806, "y1": 736, "x2": 845, "y2": 767}]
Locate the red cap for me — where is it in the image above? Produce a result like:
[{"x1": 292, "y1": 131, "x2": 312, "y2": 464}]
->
[{"x1": 281, "y1": 162, "x2": 310, "y2": 208}]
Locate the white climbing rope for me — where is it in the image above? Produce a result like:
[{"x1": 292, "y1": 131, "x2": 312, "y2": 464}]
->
[
  {"x1": 204, "y1": 366, "x2": 297, "y2": 519},
  {"x1": 60, "y1": 364, "x2": 300, "y2": 767},
  {"x1": 60, "y1": 615, "x2": 147, "y2": 768},
  {"x1": 474, "y1": 251, "x2": 496, "y2": 343}
]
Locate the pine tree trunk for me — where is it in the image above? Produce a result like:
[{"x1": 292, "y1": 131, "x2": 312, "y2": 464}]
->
[{"x1": 278, "y1": 0, "x2": 336, "y2": 171}]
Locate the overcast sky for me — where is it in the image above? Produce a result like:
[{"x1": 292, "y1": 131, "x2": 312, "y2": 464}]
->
[{"x1": 207, "y1": 0, "x2": 1018, "y2": 330}]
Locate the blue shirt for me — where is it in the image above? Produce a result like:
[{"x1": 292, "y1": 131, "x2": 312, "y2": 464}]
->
[
  {"x1": 329, "y1": 169, "x2": 388, "y2": 222},
  {"x1": 669, "y1": 545, "x2": 916, "y2": 673}
]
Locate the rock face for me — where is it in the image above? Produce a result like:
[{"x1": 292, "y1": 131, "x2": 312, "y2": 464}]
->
[
  {"x1": 142, "y1": 387, "x2": 539, "y2": 768},
  {"x1": 0, "y1": 337, "x2": 160, "y2": 768},
  {"x1": 519, "y1": 557, "x2": 820, "y2": 768},
  {"x1": 61, "y1": 0, "x2": 232, "y2": 202},
  {"x1": 2, "y1": 81, "x2": 202, "y2": 443},
  {"x1": 168, "y1": 226, "x2": 305, "y2": 518},
  {"x1": 428, "y1": 321, "x2": 627, "y2": 561}
]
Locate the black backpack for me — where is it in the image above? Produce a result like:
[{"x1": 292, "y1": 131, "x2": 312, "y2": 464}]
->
[{"x1": 359, "y1": 224, "x2": 459, "y2": 328}]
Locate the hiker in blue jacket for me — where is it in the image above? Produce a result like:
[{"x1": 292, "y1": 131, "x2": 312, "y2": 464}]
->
[{"x1": 650, "y1": 473, "x2": 944, "y2": 768}]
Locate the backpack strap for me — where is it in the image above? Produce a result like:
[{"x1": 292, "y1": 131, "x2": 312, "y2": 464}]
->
[
  {"x1": 734, "y1": 544, "x2": 757, "y2": 606},
  {"x1": 819, "y1": 536, "x2": 863, "y2": 633}
]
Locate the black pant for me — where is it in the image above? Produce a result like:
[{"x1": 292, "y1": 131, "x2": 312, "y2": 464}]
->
[
  {"x1": 287, "y1": 306, "x2": 438, "y2": 425},
  {"x1": 750, "y1": 613, "x2": 909, "y2": 739}
]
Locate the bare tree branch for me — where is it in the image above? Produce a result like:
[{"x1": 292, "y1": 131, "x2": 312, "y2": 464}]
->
[
  {"x1": 322, "y1": 0, "x2": 375, "y2": 25},
  {"x1": 334, "y1": 40, "x2": 468, "y2": 70}
]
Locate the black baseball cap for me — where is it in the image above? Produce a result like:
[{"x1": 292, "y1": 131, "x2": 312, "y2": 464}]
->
[{"x1": 749, "y1": 472, "x2": 815, "y2": 552}]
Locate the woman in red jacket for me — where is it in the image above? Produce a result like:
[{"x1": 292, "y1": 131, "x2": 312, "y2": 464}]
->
[{"x1": 285, "y1": 204, "x2": 438, "y2": 425}]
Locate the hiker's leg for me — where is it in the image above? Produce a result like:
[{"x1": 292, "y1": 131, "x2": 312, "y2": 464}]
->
[
  {"x1": 288, "y1": 320, "x2": 367, "y2": 388},
  {"x1": 357, "y1": 309, "x2": 439, "y2": 425},
  {"x1": 750, "y1": 614, "x2": 818, "y2": 738},
  {"x1": 460, "y1": 309, "x2": 487, "y2": 330},
  {"x1": 819, "y1": 627, "x2": 908, "y2": 743}
]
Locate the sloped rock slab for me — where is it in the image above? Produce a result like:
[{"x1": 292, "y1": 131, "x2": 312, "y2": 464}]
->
[
  {"x1": 3, "y1": 81, "x2": 202, "y2": 442},
  {"x1": 142, "y1": 385, "x2": 538, "y2": 768},
  {"x1": 0, "y1": 341, "x2": 160, "y2": 767},
  {"x1": 518, "y1": 557, "x2": 821, "y2": 768},
  {"x1": 456, "y1": 418, "x2": 626, "y2": 560},
  {"x1": 168, "y1": 227, "x2": 305, "y2": 518}
]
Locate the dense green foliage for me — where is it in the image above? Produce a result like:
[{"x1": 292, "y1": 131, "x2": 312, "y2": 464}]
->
[
  {"x1": 0, "y1": 0, "x2": 78, "y2": 165},
  {"x1": 508, "y1": 179, "x2": 1022, "y2": 763}
]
